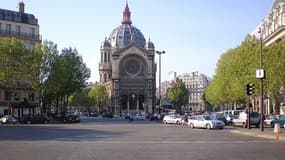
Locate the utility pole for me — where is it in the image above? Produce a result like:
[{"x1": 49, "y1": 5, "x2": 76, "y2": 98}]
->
[
  {"x1": 257, "y1": 27, "x2": 265, "y2": 132},
  {"x1": 156, "y1": 50, "x2": 165, "y2": 113}
]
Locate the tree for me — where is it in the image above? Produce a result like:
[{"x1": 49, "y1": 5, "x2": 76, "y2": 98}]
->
[
  {"x1": 44, "y1": 47, "x2": 90, "y2": 112},
  {"x1": 69, "y1": 88, "x2": 95, "y2": 113},
  {"x1": 167, "y1": 79, "x2": 189, "y2": 113},
  {"x1": 0, "y1": 37, "x2": 29, "y2": 109},
  {"x1": 88, "y1": 84, "x2": 108, "y2": 112}
]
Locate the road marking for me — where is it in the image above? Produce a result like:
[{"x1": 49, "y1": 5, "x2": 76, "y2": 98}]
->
[{"x1": 52, "y1": 139, "x2": 279, "y2": 144}]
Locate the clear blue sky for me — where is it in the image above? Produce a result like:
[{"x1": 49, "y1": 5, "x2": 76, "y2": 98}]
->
[{"x1": 1, "y1": 0, "x2": 273, "y2": 83}]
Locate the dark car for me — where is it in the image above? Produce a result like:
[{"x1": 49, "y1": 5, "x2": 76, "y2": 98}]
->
[
  {"x1": 64, "y1": 114, "x2": 80, "y2": 123},
  {"x1": 102, "y1": 112, "x2": 114, "y2": 118},
  {"x1": 20, "y1": 115, "x2": 50, "y2": 124}
]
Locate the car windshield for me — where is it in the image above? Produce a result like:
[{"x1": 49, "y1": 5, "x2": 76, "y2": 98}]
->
[{"x1": 203, "y1": 115, "x2": 212, "y2": 120}]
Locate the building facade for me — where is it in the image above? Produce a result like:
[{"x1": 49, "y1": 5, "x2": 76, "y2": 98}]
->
[
  {"x1": 99, "y1": 3, "x2": 156, "y2": 115},
  {"x1": 252, "y1": 0, "x2": 285, "y2": 46},
  {"x1": 0, "y1": 2, "x2": 41, "y2": 116},
  {"x1": 178, "y1": 72, "x2": 209, "y2": 111}
]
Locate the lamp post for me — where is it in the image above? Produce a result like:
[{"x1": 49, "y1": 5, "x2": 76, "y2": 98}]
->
[
  {"x1": 156, "y1": 50, "x2": 165, "y2": 113},
  {"x1": 132, "y1": 93, "x2": 135, "y2": 113},
  {"x1": 258, "y1": 27, "x2": 265, "y2": 132}
]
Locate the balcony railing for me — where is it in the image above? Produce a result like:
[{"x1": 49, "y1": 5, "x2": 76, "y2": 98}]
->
[{"x1": 0, "y1": 30, "x2": 41, "y2": 41}]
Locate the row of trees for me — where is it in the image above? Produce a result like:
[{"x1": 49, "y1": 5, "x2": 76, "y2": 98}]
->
[
  {"x1": 69, "y1": 84, "x2": 108, "y2": 114},
  {"x1": 0, "y1": 37, "x2": 92, "y2": 114},
  {"x1": 205, "y1": 35, "x2": 285, "y2": 111}
]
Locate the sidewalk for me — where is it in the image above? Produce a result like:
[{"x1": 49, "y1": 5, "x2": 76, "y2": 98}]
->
[{"x1": 229, "y1": 127, "x2": 285, "y2": 141}]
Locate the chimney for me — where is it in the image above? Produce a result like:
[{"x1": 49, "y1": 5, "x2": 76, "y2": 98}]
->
[{"x1": 19, "y1": 1, "x2": 25, "y2": 13}]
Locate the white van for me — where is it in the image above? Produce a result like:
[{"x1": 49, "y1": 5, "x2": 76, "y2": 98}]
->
[{"x1": 232, "y1": 111, "x2": 260, "y2": 128}]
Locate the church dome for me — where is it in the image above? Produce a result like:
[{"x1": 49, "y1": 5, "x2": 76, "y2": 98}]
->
[{"x1": 108, "y1": 2, "x2": 146, "y2": 49}]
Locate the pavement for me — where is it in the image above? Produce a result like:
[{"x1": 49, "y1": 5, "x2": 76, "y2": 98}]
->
[{"x1": 230, "y1": 126, "x2": 285, "y2": 141}]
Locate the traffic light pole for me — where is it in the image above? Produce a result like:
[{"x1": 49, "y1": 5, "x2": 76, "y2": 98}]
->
[
  {"x1": 247, "y1": 95, "x2": 251, "y2": 129},
  {"x1": 260, "y1": 31, "x2": 264, "y2": 132}
]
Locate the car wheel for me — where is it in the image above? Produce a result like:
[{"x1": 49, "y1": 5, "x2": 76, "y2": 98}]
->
[
  {"x1": 206, "y1": 124, "x2": 211, "y2": 130},
  {"x1": 190, "y1": 123, "x2": 194, "y2": 129},
  {"x1": 271, "y1": 122, "x2": 274, "y2": 128},
  {"x1": 163, "y1": 120, "x2": 167, "y2": 124},
  {"x1": 176, "y1": 121, "x2": 181, "y2": 125}
]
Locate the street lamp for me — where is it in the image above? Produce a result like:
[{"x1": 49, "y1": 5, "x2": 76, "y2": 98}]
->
[
  {"x1": 156, "y1": 50, "x2": 165, "y2": 113},
  {"x1": 257, "y1": 26, "x2": 265, "y2": 132},
  {"x1": 132, "y1": 94, "x2": 135, "y2": 113}
]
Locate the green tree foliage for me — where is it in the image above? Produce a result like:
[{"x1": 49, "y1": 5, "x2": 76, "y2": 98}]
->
[
  {"x1": 205, "y1": 36, "x2": 260, "y2": 108},
  {"x1": 44, "y1": 47, "x2": 91, "y2": 112},
  {"x1": 205, "y1": 35, "x2": 285, "y2": 110},
  {"x1": 88, "y1": 84, "x2": 108, "y2": 110},
  {"x1": 166, "y1": 79, "x2": 189, "y2": 112},
  {"x1": 0, "y1": 38, "x2": 29, "y2": 100},
  {"x1": 69, "y1": 88, "x2": 95, "y2": 112}
]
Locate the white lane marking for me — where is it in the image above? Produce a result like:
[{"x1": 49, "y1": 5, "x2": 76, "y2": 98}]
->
[{"x1": 50, "y1": 140, "x2": 279, "y2": 144}]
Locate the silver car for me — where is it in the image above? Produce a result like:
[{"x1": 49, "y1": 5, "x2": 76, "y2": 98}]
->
[{"x1": 187, "y1": 115, "x2": 225, "y2": 129}]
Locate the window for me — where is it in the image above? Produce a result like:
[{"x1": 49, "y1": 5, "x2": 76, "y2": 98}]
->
[
  {"x1": 16, "y1": 25, "x2": 21, "y2": 36},
  {"x1": 30, "y1": 27, "x2": 35, "y2": 38},
  {"x1": 6, "y1": 24, "x2": 11, "y2": 34},
  {"x1": 104, "y1": 52, "x2": 107, "y2": 62}
]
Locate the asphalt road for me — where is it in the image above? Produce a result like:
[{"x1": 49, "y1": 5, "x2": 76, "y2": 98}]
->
[{"x1": 0, "y1": 117, "x2": 285, "y2": 160}]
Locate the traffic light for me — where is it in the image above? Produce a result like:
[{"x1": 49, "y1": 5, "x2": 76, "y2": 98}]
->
[{"x1": 246, "y1": 83, "x2": 255, "y2": 96}]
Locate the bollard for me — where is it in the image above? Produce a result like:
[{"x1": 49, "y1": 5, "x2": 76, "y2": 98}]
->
[{"x1": 274, "y1": 123, "x2": 281, "y2": 134}]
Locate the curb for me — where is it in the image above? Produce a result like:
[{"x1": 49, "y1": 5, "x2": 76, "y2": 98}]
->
[{"x1": 229, "y1": 130, "x2": 285, "y2": 141}]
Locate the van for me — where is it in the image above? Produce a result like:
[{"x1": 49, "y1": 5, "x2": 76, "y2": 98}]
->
[{"x1": 232, "y1": 111, "x2": 260, "y2": 128}]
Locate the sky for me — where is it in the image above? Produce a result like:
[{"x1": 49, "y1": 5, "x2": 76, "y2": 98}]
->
[{"x1": 1, "y1": 0, "x2": 274, "y2": 83}]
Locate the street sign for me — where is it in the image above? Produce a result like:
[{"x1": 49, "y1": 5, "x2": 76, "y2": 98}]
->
[{"x1": 256, "y1": 69, "x2": 265, "y2": 79}]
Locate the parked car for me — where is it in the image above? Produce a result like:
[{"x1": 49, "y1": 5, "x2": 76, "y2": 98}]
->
[
  {"x1": 211, "y1": 113, "x2": 227, "y2": 125},
  {"x1": 187, "y1": 115, "x2": 225, "y2": 129},
  {"x1": 20, "y1": 115, "x2": 50, "y2": 124},
  {"x1": 271, "y1": 115, "x2": 285, "y2": 128},
  {"x1": 163, "y1": 115, "x2": 183, "y2": 125},
  {"x1": 64, "y1": 114, "x2": 80, "y2": 123},
  {"x1": 134, "y1": 113, "x2": 145, "y2": 120},
  {"x1": 102, "y1": 112, "x2": 114, "y2": 118},
  {"x1": 264, "y1": 115, "x2": 278, "y2": 127},
  {"x1": 0, "y1": 115, "x2": 17, "y2": 124},
  {"x1": 232, "y1": 111, "x2": 260, "y2": 128}
]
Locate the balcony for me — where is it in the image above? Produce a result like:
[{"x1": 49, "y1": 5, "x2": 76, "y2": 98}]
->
[{"x1": 0, "y1": 30, "x2": 41, "y2": 42}]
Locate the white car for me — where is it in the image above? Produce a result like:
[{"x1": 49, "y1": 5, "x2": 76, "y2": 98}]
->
[
  {"x1": 163, "y1": 115, "x2": 183, "y2": 125},
  {"x1": 1, "y1": 115, "x2": 17, "y2": 124},
  {"x1": 187, "y1": 115, "x2": 225, "y2": 129},
  {"x1": 134, "y1": 114, "x2": 145, "y2": 120}
]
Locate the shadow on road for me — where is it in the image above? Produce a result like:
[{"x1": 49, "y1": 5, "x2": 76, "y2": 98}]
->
[{"x1": 0, "y1": 125, "x2": 126, "y2": 141}]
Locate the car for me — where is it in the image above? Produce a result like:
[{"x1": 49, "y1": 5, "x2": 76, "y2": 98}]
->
[
  {"x1": 271, "y1": 115, "x2": 285, "y2": 128},
  {"x1": 64, "y1": 114, "x2": 80, "y2": 123},
  {"x1": 133, "y1": 113, "x2": 145, "y2": 120},
  {"x1": 232, "y1": 111, "x2": 260, "y2": 128},
  {"x1": 0, "y1": 115, "x2": 17, "y2": 124},
  {"x1": 163, "y1": 114, "x2": 183, "y2": 125},
  {"x1": 20, "y1": 115, "x2": 50, "y2": 124},
  {"x1": 211, "y1": 113, "x2": 227, "y2": 125},
  {"x1": 264, "y1": 115, "x2": 278, "y2": 127},
  {"x1": 102, "y1": 112, "x2": 114, "y2": 118},
  {"x1": 187, "y1": 115, "x2": 225, "y2": 129}
]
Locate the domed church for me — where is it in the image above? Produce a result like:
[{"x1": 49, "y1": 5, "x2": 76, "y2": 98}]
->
[{"x1": 98, "y1": 2, "x2": 156, "y2": 115}]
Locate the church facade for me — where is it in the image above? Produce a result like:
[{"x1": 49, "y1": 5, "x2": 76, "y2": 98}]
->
[{"x1": 98, "y1": 3, "x2": 157, "y2": 115}]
